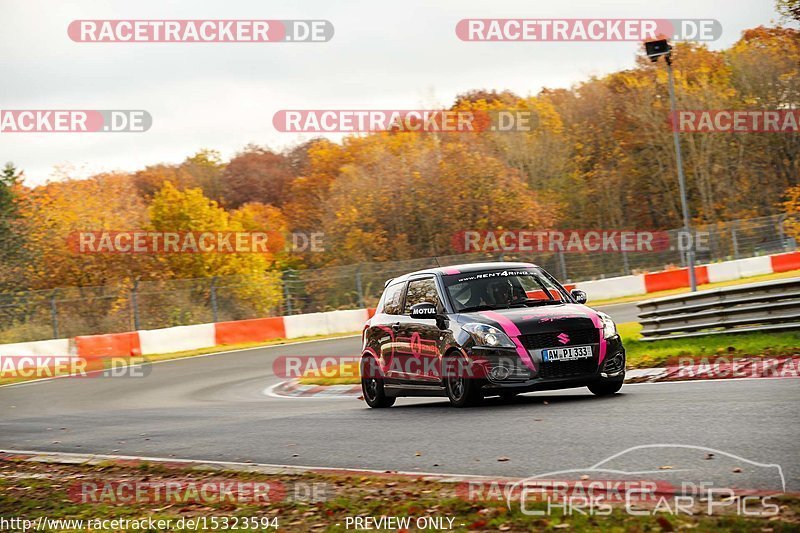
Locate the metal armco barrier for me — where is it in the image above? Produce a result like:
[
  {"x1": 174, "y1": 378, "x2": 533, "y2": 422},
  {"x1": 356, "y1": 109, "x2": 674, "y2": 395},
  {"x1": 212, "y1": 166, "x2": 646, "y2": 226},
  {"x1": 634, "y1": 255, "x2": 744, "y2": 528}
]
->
[{"x1": 638, "y1": 277, "x2": 800, "y2": 341}]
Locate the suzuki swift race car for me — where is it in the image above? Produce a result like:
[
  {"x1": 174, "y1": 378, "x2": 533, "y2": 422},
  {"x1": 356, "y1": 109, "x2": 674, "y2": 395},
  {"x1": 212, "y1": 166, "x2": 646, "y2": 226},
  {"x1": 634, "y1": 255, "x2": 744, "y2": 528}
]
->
[{"x1": 361, "y1": 262, "x2": 625, "y2": 407}]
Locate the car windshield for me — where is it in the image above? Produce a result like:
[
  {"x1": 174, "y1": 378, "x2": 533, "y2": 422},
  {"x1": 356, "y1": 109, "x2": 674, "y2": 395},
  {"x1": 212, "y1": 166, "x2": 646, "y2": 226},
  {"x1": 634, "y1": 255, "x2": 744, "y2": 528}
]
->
[{"x1": 442, "y1": 267, "x2": 568, "y2": 313}]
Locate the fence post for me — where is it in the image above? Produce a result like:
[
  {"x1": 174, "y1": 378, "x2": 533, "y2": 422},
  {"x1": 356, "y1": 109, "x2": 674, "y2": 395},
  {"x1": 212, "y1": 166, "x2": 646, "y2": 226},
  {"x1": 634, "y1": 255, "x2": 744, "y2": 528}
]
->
[
  {"x1": 283, "y1": 270, "x2": 293, "y2": 315},
  {"x1": 731, "y1": 222, "x2": 740, "y2": 260},
  {"x1": 621, "y1": 248, "x2": 630, "y2": 276},
  {"x1": 50, "y1": 291, "x2": 59, "y2": 339},
  {"x1": 778, "y1": 214, "x2": 786, "y2": 250},
  {"x1": 210, "y1": 276, "x2": 218, "y2": 323},
  {"x1": 355, "y1": 267, "x2": 365, "y2": 308},
  {"x1": 131, "y1": 280, "x2": 140, "y2": 331},
  {"x1": 558, "y1": 250, "x2": 568, "y2": 280}
]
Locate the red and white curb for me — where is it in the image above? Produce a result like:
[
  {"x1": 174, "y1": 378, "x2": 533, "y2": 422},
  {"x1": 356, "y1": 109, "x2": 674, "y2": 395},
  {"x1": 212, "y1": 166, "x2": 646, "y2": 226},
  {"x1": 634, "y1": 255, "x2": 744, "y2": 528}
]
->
[
  {"x1": 266, "y1": 356, "x2": 800, "y2": 399},
  {"x1": 626, "y1": 356, "x2": 800, "y2": 383},
  {"x1": 264, "y1": 379, "x2": 362, "y2": 399}
]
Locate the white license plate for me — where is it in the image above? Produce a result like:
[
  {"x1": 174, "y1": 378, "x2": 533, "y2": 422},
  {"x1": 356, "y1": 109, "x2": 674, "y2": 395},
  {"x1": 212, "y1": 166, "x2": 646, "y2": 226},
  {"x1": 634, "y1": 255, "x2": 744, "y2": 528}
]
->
[{"x1": 542, "y1": 345, "x2": 593, "y2": 362}]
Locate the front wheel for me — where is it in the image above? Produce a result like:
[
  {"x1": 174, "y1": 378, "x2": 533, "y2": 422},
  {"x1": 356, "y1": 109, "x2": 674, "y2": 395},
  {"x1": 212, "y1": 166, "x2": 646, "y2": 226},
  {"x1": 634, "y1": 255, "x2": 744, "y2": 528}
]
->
[
  {"x1": 588, "y1": 379, "x2": 623, "y2": 397},
  {"x1": 361, "y1": 356, "x2": 395, "y2": 408},
  {"x1": 444, "y1": 355, "x2": 483, "y2": 407}
]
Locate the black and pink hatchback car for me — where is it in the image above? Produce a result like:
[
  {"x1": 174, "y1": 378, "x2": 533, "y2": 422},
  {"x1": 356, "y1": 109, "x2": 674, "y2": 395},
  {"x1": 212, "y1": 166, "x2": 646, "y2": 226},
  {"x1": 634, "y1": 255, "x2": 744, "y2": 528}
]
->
[{"x1": 360, "y1": 262, "x2": 625, "y2": 407}]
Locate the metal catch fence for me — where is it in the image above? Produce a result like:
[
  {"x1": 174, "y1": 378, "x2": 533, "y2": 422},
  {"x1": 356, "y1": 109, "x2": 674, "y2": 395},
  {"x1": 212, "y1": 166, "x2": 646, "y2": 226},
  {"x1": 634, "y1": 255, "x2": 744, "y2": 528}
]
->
[{"x1": 0, "y1": 214, "x2": 795, "y2": 343}]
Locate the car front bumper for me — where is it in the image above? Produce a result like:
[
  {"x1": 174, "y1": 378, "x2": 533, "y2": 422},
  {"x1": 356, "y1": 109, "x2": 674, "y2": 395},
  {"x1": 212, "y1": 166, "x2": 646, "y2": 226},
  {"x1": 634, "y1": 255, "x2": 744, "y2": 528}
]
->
[{"x1": 467, "y1": 334, "x2": 626, "y2": 393}]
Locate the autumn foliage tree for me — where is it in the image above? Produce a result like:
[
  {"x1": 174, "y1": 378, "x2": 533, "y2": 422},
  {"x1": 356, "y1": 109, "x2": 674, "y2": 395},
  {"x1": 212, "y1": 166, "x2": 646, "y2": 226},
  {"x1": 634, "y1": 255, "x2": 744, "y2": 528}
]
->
[
  {"x1": 0, "y1": 163, "x2": 26, "y2": 291},
  {"x1": 3, "y1": 23, "x2": 798, "y2": 302},
  {"x1": 313, "y1": 132, "x2": 561, "y2": 265},
  {"x1": 783, "y1": 185, "x2": 800, "y2": 240},
  {"x1": 221, "y1": 146, "x2": 294, "y2": 209},
  {"x1": 148, "y1": 182, "x2": 283, "y2": 315},
  {"x1": 17, "y1": 173, "x2": 152, "y2": 290}
]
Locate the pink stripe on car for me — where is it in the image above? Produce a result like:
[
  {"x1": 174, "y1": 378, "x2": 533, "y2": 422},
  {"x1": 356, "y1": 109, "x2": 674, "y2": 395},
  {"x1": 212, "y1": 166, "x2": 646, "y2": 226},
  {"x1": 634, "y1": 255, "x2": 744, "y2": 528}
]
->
[{"x1": 479, "y1": 311, "x2": 536, "y2": 372}]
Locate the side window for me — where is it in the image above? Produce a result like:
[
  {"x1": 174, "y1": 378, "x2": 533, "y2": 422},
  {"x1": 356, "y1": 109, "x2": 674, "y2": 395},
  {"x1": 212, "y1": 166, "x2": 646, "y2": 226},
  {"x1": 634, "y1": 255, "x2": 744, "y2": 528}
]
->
[
  {"x1": 374, "y1": 289, "x2": 388, "y2": 315},
  {"x1": 403, "y1": 278, "x2": 441, "y2": 314},
  {"x1": 382, "y1": 283, "x2": 405, "y2": 315}
]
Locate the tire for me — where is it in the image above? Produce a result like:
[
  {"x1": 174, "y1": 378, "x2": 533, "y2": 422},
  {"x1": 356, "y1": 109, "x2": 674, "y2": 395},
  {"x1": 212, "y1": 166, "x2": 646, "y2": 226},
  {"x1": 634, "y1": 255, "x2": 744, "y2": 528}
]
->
[
  {"x1": 588, "y1": 379, "x2": 623, "y2": 397},
  {"x1": 444, "y1": 355, "x2": 483, "y2": 407},
  {"x1": 361, "y1": 356, "x2": 395, "y2": 408}
]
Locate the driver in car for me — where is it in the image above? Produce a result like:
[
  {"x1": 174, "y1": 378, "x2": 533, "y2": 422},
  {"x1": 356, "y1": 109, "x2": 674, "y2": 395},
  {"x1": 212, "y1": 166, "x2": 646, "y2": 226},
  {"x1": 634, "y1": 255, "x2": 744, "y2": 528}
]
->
[{"x1": 486, "y1": 279, "x2": 525, "y2": 306}]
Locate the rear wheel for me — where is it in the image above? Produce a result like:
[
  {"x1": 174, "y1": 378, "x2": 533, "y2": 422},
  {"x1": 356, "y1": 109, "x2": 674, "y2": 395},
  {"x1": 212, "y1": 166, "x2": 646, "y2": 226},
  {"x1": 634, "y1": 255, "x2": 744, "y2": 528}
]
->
[
  {"x1": 444, "y1": 355, "x2": 483, "y2": 407},
  {"x1": 588, "y1": 379, "x2": 623, "y2": 396},
  {"x1": 361, "y1": 356, "x2": 395, "y2": 408}
]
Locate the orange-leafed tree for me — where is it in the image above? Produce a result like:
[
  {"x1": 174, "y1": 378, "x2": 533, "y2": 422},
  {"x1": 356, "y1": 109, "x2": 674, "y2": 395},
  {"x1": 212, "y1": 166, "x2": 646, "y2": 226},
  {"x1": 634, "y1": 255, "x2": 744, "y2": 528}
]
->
[
  {"x1": 221, "y1": 145, "x2": 293, "y2": 209},
  {"x1": 17, "y1": 172, "x2": 153, "y2": 290},
  {"x1": 782, "y1": 185, "x2": 800, "y2": 239},
  {"x1": 147, "y1": 182, "x2": 283, "y2": 315}
]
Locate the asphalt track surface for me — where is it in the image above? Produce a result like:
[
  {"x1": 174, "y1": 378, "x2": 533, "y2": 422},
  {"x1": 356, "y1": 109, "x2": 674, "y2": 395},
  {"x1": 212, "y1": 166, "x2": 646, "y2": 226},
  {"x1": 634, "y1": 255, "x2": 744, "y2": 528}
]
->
[
  {"x1": 1, "y1": 303, "x2": 797, "y2": 492},
  {"x1": 595, "y1": 301, "x2": 640, "y2": 323}
]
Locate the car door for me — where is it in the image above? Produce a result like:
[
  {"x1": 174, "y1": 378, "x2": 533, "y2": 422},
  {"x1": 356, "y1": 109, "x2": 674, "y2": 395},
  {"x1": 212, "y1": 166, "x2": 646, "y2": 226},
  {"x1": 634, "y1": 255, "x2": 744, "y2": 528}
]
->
[
  {"x1": 397, "y1": 276, "x2": 445, "y2": 384},
  {"x1": 375, "y1": 281, "x2": 405, "y2": 382}
]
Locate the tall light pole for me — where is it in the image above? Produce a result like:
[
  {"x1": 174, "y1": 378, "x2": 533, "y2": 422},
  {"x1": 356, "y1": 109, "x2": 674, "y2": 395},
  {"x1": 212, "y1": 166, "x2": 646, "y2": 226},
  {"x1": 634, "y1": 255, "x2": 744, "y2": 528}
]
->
[{"x1": 645, "y1": 39, "x2": 697, "y2": 291}]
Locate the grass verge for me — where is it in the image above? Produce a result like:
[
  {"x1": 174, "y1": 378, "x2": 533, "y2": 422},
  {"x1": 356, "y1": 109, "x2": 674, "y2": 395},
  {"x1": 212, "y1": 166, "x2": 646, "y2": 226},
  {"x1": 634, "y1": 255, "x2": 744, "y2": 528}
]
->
[
  {"x1": 1, "y1": 459, "x2": 797, "y2": 532},
  {"x1": 298, "y1": 359, "x2": 361, "y2": 386},
  {"x1": 620, "y1": 322, "x2": 800, "y2": 368}
]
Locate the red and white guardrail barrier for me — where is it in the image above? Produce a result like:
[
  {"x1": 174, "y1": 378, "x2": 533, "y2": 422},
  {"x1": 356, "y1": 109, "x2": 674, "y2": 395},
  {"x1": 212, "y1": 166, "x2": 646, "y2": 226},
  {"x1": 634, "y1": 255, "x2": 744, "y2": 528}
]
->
[{"x1": 1, "y1": 251, "x2": 797, "y2": 359}]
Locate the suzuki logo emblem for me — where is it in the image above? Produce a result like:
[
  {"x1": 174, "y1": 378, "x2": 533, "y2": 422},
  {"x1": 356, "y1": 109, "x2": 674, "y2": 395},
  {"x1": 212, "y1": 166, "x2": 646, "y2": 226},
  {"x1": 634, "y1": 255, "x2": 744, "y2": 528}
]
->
[{"x1": 557, "y1": 333, "x2": 570, "y2": 345}]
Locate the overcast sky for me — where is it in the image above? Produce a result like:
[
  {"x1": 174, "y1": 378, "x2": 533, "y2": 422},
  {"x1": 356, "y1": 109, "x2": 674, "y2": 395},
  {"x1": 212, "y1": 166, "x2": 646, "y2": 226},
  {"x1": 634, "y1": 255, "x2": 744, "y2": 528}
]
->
[{"x1": 0, "y1": 0, "x2": 785, "y2": 186}]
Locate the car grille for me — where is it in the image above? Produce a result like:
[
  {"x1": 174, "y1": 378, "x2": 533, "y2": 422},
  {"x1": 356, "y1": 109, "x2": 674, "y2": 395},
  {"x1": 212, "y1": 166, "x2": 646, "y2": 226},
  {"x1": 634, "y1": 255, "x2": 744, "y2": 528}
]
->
[
  {"x1": 519, "y1": 328, "x2": 600, "y2": 379},
  {"x1": 519, "y1": 329, "x2": 599, "y2": 350}
]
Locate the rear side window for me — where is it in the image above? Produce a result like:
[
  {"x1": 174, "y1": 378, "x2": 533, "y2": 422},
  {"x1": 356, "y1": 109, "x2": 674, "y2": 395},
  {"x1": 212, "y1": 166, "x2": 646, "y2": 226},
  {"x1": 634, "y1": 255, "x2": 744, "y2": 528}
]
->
[
  {"x1": 403, "y1": 278, "x2": 441, "y2": 314},
  {"x1": 381, "y1": 283, "x2": 405, "y2": 315}
]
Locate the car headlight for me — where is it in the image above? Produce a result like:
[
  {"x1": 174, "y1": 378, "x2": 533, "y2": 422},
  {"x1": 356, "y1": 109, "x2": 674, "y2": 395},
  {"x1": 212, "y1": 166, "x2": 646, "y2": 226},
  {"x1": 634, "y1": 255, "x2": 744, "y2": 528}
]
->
[
  {"x1": 462, "y1": 323, "x2": 515, "y2": 348},
  {"x1": 598, "y1": 312, "x2": 616, "y2": 339}
]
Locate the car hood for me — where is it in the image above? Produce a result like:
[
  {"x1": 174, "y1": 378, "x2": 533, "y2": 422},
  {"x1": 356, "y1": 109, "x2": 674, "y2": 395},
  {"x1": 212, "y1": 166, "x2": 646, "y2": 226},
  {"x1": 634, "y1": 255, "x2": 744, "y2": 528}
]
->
[{"x1": 455, "y1": 303, "x2": 602, "y2": 335}]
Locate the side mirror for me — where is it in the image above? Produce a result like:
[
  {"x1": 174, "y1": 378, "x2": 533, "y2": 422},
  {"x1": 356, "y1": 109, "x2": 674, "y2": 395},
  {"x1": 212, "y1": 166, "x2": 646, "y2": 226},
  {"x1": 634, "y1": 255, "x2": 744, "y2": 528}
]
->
[
  {"x1": 571, "y1": 289, "x2": 587, "y2": 304},
  {"x1": 410, "y1": 302, "x2": 438, "y2": 319}
]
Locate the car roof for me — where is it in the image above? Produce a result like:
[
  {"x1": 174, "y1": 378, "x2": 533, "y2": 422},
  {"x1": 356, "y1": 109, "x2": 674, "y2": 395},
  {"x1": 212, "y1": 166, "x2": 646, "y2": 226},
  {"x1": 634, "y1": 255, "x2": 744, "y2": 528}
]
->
[{"x1": 386, "y1": 262, "x2": 539, "y2": 286}]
